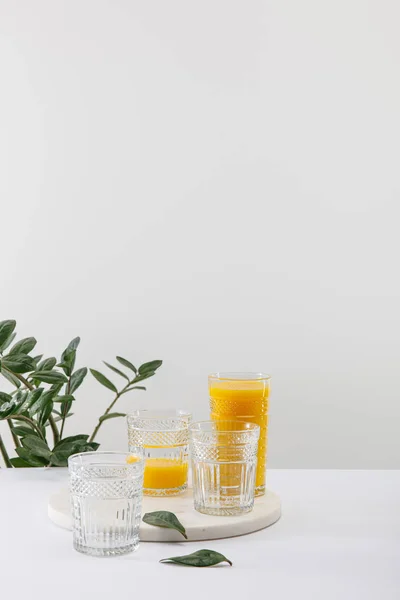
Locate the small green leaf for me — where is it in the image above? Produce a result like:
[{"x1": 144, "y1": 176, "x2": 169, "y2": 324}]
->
[
  {"x1": 98, "y1": 412, "x2": 126, "y2": 423},
  {"x1": 53, "y1": 434, "x2": 89, "y2": 450},
  {"x1": 0, "y1": 391, "x2": 12, "y2": 405},
  {"x1": 90, "y1": 369, "x2": 117, "y2": 392},
  {"x1": 143, "y1": 511, "x2": 187, "y2": 539},
  {"x1": 138, "y1": 360, "x2": 163, "y2": 375},
  {"x1": 120, "y1": 386, "x2": 146, "y2": 395},
  {"x1": 160, "y1": 549, "x2": 232, "y2": 567},
  {"x1": 0, "y1": 367, "x2": 21, "y2": 387},
  {"x1": 69, "y1": 367, "x2": 88, "y2": 394},
  {"x1": 2, "y1": 353, "x2": 37, "y2": 373},
  {"x1": 131, "y1": 371, "x2": 156, "y2": 384},
  {"x1": 39, "y1": 400, "x2": 54, "y2": 425},
  {"x1": 16, "y1": 447, "x2": 48, "y2": 467},
  {"x1": 32, "y1": 354, "x2": 43, "y2": 365},
  {"x1": 29, "y1": 370, "x2": 68, "y2": 384},
  {"x1": 0, "y1": 331, "x2": 17, "y2": 353},
  {"x1": 52, "y1": 413, "x2": 74, "y2": 423},
  {"x1": 9, "y1": 337, "x2": 37, "y2": 356},
  {"x1": 29, "y1": 389, "x2": 55, "y2": 417},
  {"x1": 10, "y1": 457, "x2": 31, "y2": 468},
  {"x1": 10, "y1": 426, "x2": 36, "y2": 437},
  {"x1": 0, "y1": 320, "x2": 16, "y2": 347},
  {"x1": 54, "y1": 394, "x2": 75, "y2": 403},
  {"x1": 20, "y1": 435, "x2": 52, "y2": 459},
  {"x1": 37, "y1": 357, "x2": 57, "y2": 371},
  {"x1": 116, "y1": 356, "x2": 137, "y2": 373},
  {"x1": 103, "y1": 361, "x2": 130, "y2": 381}
]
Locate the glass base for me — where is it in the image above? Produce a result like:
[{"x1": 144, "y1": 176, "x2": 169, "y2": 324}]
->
[
  {"x1": 144, "y1": 483, "x2": 187, "y2": 497},
  {"x1": 194, "y1": 504, "x2": 254, "y2": 516},
  {"x1": 73, "y1": 539, "x2": 139, "y2": 557},
  {"x1": 255, "y1": 485, "x2": 265, "y2": 497}
]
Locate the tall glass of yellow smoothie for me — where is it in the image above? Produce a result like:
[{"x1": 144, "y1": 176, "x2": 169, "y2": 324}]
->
[{"x1": 209, "y1": 372, "x2": 271, "y2": 496}]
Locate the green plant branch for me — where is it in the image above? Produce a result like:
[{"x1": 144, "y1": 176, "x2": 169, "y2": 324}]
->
[
  {"x1": 89, "y1": 381, "x2": 131, "y2": 443},
  {"x1": 0, "y1": 434, "x2": 12, "y2": 468},
  {"x1": 1, "y1": 366, "x2": 59, "y2": 444},
  {"x1": 7, "y1": 419, "x2": 21, "y2": 449},
  {"x1": 59, "y1": 376, "x2": 71, "y2": 440}
]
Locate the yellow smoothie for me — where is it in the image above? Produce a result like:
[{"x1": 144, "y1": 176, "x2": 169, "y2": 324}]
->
[{"x1": 209, "y1": 376, "x2": 270, "y2": 495}]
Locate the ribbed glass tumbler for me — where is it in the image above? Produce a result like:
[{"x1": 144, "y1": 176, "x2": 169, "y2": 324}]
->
[
  {"x1": 190, "y1": 421, "x2": 260, "y2": 516},
  {"x1": 68, "y1": 451, "x2": 144, "y2": 557},
  {"x1": 127, "y1": 409, "x2": 191, "y2": 496}
]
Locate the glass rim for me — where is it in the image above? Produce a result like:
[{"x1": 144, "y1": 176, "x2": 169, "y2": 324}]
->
[
  {"x1": 209, "y1": 372, "x2": 271, "y2": 382},
  {"x1": 127, "y1": 409, "x2": 192, "y2": 421},
  {"x1": 189, "y1": 420, "x2": 260, "y2": 434},
  {"x1": 68, "y1": 450, "x2": 144, "y2": 465}
]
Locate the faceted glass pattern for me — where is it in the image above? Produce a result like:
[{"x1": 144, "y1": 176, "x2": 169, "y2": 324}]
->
[
  {"x1": 69, "y1": 451, "x2": 144, "y2": 557},
  {"x1": 127, "y1": 409, "x2": 191, "y2": 496},
  {"x1": 190, "y1": 420, "x2": 260, "y2": 516}
]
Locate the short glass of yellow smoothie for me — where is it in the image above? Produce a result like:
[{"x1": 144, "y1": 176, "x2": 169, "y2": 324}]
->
[
  {"x1": 127, "y1": 409, "x2": 191, "y2": 496},
  {"x1": 209, "y1": 372, "x2": 271, "y2": 496}
]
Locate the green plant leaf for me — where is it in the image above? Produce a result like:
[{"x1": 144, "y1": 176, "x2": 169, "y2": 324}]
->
[
  {"x1": 0, "y1": 391, "x2": 12, "y2": 405},
  {"x1": 9, "y1": 337, "x2": 37, "y2": 356},
  {"x1": 20, "y1": 435, "x2": 52, "y2": 459},
  {"x1": 37, "y1": 357, "x2": 57, "y2": 371},
  {"x1": 98, "y1": 412, "x2": 126, "y2": 423},
  {"x1": 0, "y1": 367, "x2": 21, "y2": 387},
  {"x1": 120, "y1": 386, "x2": 146, "y2": 396},
  {"x1": 0, "y1": 331, "x2": 17, "y2": 353},
  {"x1": 69, "y1": 367, "x2": 87, "y2": 394},
  {"x1": 143, "y1": 511, "x2": 187, "y2": 539},
  {"x1": 32, "y1": 354, "x2": 43, "y2": 365},
  {"x1": 24, "y1": 388, "x2": 44, "y2": 411},
  {"x1": 53, "y1": 434, "x2": 89, "y2": 450},
  {"x1": 10, "y1": 426, "x2": 36, "y2": 437},
  {"x1": 116, "y1": 356, "x2": 137, "y2": 373},
  {"x1": 160, "y1": 549, "x2": 232, "y2": 567},
  {"x1": 29, "y1": 370, "x2": 68, "y2": 384},
  {"x1": 52, "y1": 413, "x2": 74, "y2": 423},
  {"x1": 39, "y1": 401, "x2": 54, "y2": 425},
  {"x1": 90, "y1": 369, "x2": 117, "y2": 392},
  {"x1": 29, "y1": 389, "x2": 55, "y2": 417},
  {"x1": 59, "y1": 337, "x2": 80, "y2": 376},
  {"x1": 85, "y1": 442, "x2": 100, "y2": 451},
  {"x1": 1, "y1": 353, "x2": 37, "y2": 374},
  {"x1": 54, "y1": 394, "x2": 75, "y2": 403},
  {"x1": 10, "y1": 457, "x2": 31, "y2": 468},
  {"x1": 103, "y1": 361, "x2": 130, "y2": 381},
  {"x1": 16, "y1": 447, "x2": 48, "y2": 467},
  {"x1": 131, "y1": 371, "x2": 156, "y2": 384},
  {"x1": 0, "y1": 320, "x2": 16, "y2": 347},
  {"x1": 138, "y1": 360, "x2": 163, "y2": 375}
]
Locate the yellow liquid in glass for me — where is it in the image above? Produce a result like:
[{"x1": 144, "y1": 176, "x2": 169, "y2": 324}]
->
[
  {"x1": 143, "y1": 458, "x2": 188, "y2": 490},
  {"x1": 209, "y1": 380, "x2": 270, "y2": 494}
]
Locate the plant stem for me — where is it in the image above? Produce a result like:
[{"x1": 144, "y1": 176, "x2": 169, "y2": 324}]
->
[
  {"x1": 59, "y1": 376, "x2": 71, "y2": 440},
  {"x1": 7, "y1": 419, "x2": 21, "y2": 449},
  {"x1": 0, "y1": 434, "x2": 12, "y2": 468},
  {"x1": 1, "y1": 367, "x2": 60, "y2": 445},
  {"x1": 89, "y1": 381, "x2": 131, "y2": 443}
]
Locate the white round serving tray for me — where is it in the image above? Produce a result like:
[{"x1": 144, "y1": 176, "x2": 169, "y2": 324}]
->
[{"x1": 48, "y1": 488, "x2": 281, "y2": 542}]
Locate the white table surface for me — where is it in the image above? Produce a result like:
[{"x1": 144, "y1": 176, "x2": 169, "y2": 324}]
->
[{"x1": 1, "y1": 469, "x2": 399, "y2": 600}]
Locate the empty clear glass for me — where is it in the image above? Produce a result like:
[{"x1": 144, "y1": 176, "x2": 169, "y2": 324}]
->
[
  {"x1": 68, "y1": 451, "x2": 144, "y2": 557},
  {"x1": 190, "y1": 420, "x2": 260, "y2": 516},
  {"x1": 127, "y1": 409, "x2": 191, "y2": 496}
]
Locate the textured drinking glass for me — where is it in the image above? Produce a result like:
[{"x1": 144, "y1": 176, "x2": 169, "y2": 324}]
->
[
  {"x1": 68, "y1": 451, "x2": 144, "y2": 557},
  {"x1": 190, "y1": 420, "x2": 260, "y2": 516},
  {"x1": 209, "y1": 372, "x2": 270, "y2": 496},
  {"x1": 127, "y1": 409, "x2": 191, "y2": 496}
]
